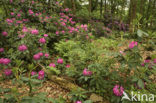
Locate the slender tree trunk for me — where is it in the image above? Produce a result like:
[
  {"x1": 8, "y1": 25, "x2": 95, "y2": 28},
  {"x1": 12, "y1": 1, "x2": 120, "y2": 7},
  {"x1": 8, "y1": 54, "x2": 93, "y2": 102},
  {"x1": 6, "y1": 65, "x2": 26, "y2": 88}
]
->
[
  {"x1": 100, "y1": 0, "x2": 103, "y2": 18},
  {"x1": 145, "y1": 0, "x2": 152, "y2": 27},
  {"x1": 129, "y1": 0, "x2": 137, "y2": 33},
  {"x1": 64, "y1": 0, "x2": 67, "y2": 8},
  {"x1": 104, "y1": 0, "x2": 107, "y2": 12},
  {"x1": 110, "y1": 0, "x2": 115, "y2": 15},
  {"x1": 71, "y1": 0, "x2": 76, "y2": 14},
  {"x1": 89, "y1": 0, "x2": 92, "y2": 17}
]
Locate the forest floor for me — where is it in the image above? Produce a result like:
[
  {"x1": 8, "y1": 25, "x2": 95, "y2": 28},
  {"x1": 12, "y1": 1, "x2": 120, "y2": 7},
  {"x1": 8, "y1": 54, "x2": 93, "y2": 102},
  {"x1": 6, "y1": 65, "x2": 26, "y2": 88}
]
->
[{"x1": 0, "y1": 78, "x2": 70, "y2": 101}]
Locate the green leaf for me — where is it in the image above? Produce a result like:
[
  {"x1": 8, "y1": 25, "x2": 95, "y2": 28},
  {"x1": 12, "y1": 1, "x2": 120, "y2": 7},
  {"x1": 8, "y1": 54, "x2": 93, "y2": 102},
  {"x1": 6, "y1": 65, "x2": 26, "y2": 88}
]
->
[
  {"x1": 137, "y1": 29, "x2": 149, "y2": 37},
  {"x1": 30, "y1": 79, "x2": 42, "y2": 83},
  {"x1": 84, "y1": 100, "x2": 92, "y2": 103},
  {"x1": 137, "y1": 79, "x2": 144, "y2": 89},
  {"x1": 132, "y1": 77, "x2": 138, "y2": 82},
  {"x1": 21, "y1": 77, "x2": 29, "y2": 82}
]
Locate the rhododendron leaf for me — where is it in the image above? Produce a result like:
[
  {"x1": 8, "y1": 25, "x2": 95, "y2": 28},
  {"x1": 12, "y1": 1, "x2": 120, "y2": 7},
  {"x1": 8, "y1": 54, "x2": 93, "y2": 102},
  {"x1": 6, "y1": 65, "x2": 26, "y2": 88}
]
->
[
  {"x1": 132, "y1": 77, "x2": 138, "y2": 82},
  {"x1": 21, "y1": 77, "x2": 29, "y2": 82},
  {"x1": 84, "y1": 100, "x2": 92, "y2": 103},
  {"x1": 30, "y1": 79, "x2": 42, "y2": 83},
  {"x1": 137, "y1": 29, "x2": 149, "y2": 37},
  {"x1": 137, "y1": 79, "x2": 144, "y2": 89},
  {"x1": 0, "y1": 98, "x2": 3, "y2": 103}
]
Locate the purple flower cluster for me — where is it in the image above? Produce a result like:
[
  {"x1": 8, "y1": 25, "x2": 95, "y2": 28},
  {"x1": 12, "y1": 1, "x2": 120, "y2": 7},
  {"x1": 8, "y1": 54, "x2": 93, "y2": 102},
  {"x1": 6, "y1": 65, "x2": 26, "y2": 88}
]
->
[
  {"x1": 0, "y1": 58, "x2": 11, "y2": 65},
  {"x1": 39, "y1": 38, "x2": 46, "y2": 44},
  {"x1": 33, "y1": 52, "x2": 49, "y2": 60},
  {"x1": 0, "y1": 48, "x2": 4, "y2": 52},
  {"x1": 83, "y1": 68, "x2": 92, "y2": 76},
  {"x1": 141, "y1": 58, "x2": 156, "y2": 68},
  {"x1": 113, "y1": 85, "x2": 124, "y2": 96},
  {"x1": 18, "y1": 44, "x2": 28, "y2": 51},
  {"x1": 49, "y1": 63, "x2": 56, "y2": 68},
  {"x1": 31, "y1": 29, "x2": 38, "y2": 35},
  {"x1": 2, "y1": 31, "x2": 8, "y2": 36},
  {"x1": 4, "y1": 69, "x2": 12, "y2": 76},
  {"x1": 75, "y1": 101, "x2": 82, "y2": 103},
  {"x1": 57, "y1": 58, "x2": 63, "y2": 64},
  {"x1": 31, "y1": 71, "x2": 37, "y2": 76},
  {"x1": 129, "y1": 41, "x2": 138, "y2": 49},
  {"x1": 38, "y1": 70, "x2": 44, "y2": 80}
]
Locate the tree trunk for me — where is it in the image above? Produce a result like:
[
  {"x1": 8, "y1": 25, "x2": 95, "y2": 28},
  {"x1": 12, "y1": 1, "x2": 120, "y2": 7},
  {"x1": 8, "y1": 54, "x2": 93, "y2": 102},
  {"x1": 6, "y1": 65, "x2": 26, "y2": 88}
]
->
[
  {"x1": 146, "y1": 0, "x2": 152, "y2": 27},
  {"x1": 129, "y1": 0, "x2": 137, "y2": 33},
  {"x1": 71, "y1": 0, "x2": 76, "y2": 14},
  {"x1": 110, "y1": 0, "x2": 115, "y2": 15},
  {"x1": 100, "y1": 0, "x2": 103, "y2": 18},
  {"x1": 89, "y1": 0, "x2": 92, "y2": 17},
  {"x1": 104, "y1": 0, "x2": 107, "y2": 12}
]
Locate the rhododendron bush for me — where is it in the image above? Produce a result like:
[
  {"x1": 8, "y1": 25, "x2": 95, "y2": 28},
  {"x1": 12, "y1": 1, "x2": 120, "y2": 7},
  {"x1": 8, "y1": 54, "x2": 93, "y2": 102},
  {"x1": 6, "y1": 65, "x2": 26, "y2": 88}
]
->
[{"x1": 0, "y1": 0, "x2": 156, "y2": 103}]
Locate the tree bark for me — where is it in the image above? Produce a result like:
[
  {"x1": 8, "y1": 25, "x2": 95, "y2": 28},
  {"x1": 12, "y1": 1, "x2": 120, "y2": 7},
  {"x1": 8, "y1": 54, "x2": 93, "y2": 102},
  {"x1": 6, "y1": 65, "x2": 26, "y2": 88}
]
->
[
  {"x1": 100, "y1": 0, "x2": 103, "y2": 18},
  {"x1": 71, "y1": 0, "x2": 76, "y2": 14},
  {"x1": 89, "y1": 0, "x2": 92, "y2": 17},
  {"x1": 129, "y1": 0, "x2": 137, "y2": 33},
  {"x1": 104, "y1": 0, "x2": 107, "y2": 12}
]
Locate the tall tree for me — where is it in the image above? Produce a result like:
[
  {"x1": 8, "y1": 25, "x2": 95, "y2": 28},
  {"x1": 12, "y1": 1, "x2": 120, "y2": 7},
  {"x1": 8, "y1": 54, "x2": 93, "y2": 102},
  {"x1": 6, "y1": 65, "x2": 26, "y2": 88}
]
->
[
  {"x1": 129, "y1": 0, "x2": 137, "y2": 33},
  {"x1": 89, "y1": 0, "x2": 92, "y2": 17},
  {"x1": 100, "y1": 0, "x2": 103, "y2": 18},
  {"x1": 71, "y1": 0, "x2": 76, "y2": 14}
]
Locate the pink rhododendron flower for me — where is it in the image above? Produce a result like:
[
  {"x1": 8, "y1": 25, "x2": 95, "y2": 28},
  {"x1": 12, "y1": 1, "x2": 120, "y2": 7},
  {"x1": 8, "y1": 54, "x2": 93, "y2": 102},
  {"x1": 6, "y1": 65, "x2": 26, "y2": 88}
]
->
[
  {"x1": 29, "y1": 9, "x2": 34, "y2": 15},
  {"x1": 129, "y1": 41, "x2": 138, "y2": 49},
  {"x1": 39, "y1": 38, "x2": 46, "y2": 44},
  {"x1": 22, "y1": 28, "x2": 28, "y2": 33},
  {"x1": 31, "y1": 29, "x2": 39, "y2": 35},
  {"x1": 71, "y1": 21, "x2": 76, "y2": 24},
  {"x1": 35, "y1": 13, "x2": 39, "y2": 16},
  {"x1": 32, "y1": 1, "x2": 35, "y2": 4},
  {"x1": 16, "y1": 20, "x2": 23, "y2": 24},
  {"x1": 18, "y1": 34, "x2": 25, "y2": 38},
  {"x1": 83, "y1": 68, "x2": 92, "y2": 76},
  {"x1": 38, "y1": 70, "x2": 44, "y2": 76},
  {"x1": 56, "y1": 31, "x2": 59, "y2": 35},
  {"x1": 31, "y1": 71, "x2": 37, "y2": 76},
  {"x1": 141, "y1": 63, "x2": 145, "y2": 66},
  {"x1": 4, "y1": 69, "x2": 12, "y2": 76},
  {"x1": 113, "y1": 85, "x2": 124, "y2": 96},
  {"x1": 144, "y1": 59, "x2": 150, "y2": 63},
  {"x1": 56, "y1": 2, "x2": 59, "y2": 5},
  {"x1": 38, "y1": 52, "x2": 43, "y2": 56},
  {"x1": 6, "y1": 19, "x2": 13, "y2": 24},
  {"x1": 49, "y1": 63, "x2": 56, "y2": 68},
  {"x1": 0, "y1": 48, "x2": 4, "y2": 52},
  {"x1": 10, "y1": 12, "x2": 14, "y2": 16},
  {"x1": 154, "y1": 59, "x2": 156, "y2": 64},
  {"x1": 18, "y1": 45, "x2": 27, "y2": 51},
  {"x1": 61, "y1": 30, "x2": 65, "y2": 34},
  {"x1": 66, "y1": 64, "x2": 70, "y2": 68},
  {"x1": 44, "y1": 34, "x2": 48, "y2": 37},
  {"x1": 75, "y1": 101, "x2": 82, "y2": 103},
  {"x1": 0, "y1": 58, "x2": 11, "y2": 65},
  {"x1": 38, "y1": 70, "x2": 44, "y2": 80},
  {"x1": 65, "y1": 8, "x2": 69, "y2": 12},
  {"x1": 44, "y1": 53, "x2": 49, "y2": 58},
  {"x1": 2, "y1": 31, "x2": 8, "y2": 36},
  {"x1": 23, "y1": 19, "x2": 29, "y2": 22},
  {"x1": 10, "y1": 0, "x2": 13, "y2": 3},
  {"x1": 21, "y1": 0, "x2": 25, "y2": 2},
  {"x1": 17, "y1": 13, "x2": 21, "y2": 17},
  {"x1": 57, "y1": 58, "x2": 63, "y2": 64},
  {"x1": 33, "y1": 54, "x2": 40, "y2": 60}
]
